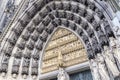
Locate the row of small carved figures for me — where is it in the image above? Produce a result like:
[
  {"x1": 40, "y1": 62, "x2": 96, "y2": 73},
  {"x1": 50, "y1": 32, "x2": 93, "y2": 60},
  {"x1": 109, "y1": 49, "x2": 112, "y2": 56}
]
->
[
  {"x1": 0, "y1": 0, "x2": 114, "y2": 77},
  {"x1": 0, "y1": 53, "x2": 39, "y2": 77}
]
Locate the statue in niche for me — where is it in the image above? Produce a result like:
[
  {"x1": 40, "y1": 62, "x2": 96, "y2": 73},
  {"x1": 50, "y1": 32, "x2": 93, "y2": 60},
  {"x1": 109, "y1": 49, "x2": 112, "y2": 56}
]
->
[
  {"x1": 110, "y1": 37, "x2": 120, "y2": 70},
  {"x1": 97, "y1": 53, "x2": 110, "y2": 80},
  {"x1": 57, "y1": 51, "x2": 70, "y2": 80},
  {"x1": 103, "y1": 46, "x2": 120, "y2": 78},
  {"x1": 89, "y1": 59, "x2": 101, "y2": 80}
]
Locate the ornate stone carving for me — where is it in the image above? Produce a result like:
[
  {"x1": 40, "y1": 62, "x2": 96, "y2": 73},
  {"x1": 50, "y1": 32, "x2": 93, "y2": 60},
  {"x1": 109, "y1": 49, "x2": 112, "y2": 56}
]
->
[
  {"x1": 26, "y1": 39, "x2": 35, "y2": 50},
  {"x1": 41, "y1": 28, "x2": 88, "y2": 73},
  {"x1": 35, "y1": 40, "x2": 43, "y2": 50},
  {"x1": 78, "y1": 8, "x2": 87, "y2": 17},
  {"x1": 40, "y1": 31, "x2": 48, "y2": 42},
  {"x1": 97, "y1": 54, "x2": 110, "y2": 80},
  {"x1": 81, "y1": 21, "x2": 88, "y2": 30},
  {"x1": 36, "y1": 23, "x2": 45, "y2": 33},
  {"x1": 103, "y1": 46, "x2": 120, "y2": 78},
  {"x1": 21, "y1": 30, "x2": 30, "y2": 41},
  {"x1": 90, "y1": 59, "x2": 101, "y2": 80},
  {"x1": 31, "y1": 31, "x2": 39, "y2": 41},
  {"x1": 86, "y1": 14, "x2": 94, "y2": 23},
  {"x1": 42, "y1": 16, "x2": 51, "y2": 26},
  {"x1": 17, "y1": 38, "x2": 26, "y2": 50},
  {"x1": 22, "y1": 58, "x2": 30, "y2": 75}
]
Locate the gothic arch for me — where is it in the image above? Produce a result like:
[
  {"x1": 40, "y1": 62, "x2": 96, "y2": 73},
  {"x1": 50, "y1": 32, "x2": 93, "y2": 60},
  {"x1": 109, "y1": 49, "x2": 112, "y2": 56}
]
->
[{"x1": 0, "y1": 0, "x2": 119, "y2": 80}]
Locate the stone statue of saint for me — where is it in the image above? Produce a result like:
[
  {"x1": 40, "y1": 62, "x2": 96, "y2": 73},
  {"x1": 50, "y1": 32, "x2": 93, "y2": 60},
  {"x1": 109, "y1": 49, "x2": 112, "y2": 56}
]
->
[
  {"x1": 97, "y1": 53, "x2": 110, "y2": 80},
  {"x1": 89, "y1": 59, "x2": 101, "y2": 80},
  {"x1": 57, "y1": 51, "x2": 70, "y2": 80},
  {"x1": 103, "y1": 46, "x2": 120, "y2": 78}
]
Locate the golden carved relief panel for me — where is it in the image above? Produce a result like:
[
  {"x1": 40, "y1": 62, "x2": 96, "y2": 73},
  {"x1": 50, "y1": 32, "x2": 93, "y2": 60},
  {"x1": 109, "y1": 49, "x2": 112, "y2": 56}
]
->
[{"x1": 41, "y1": 28, "x2": 88, "y2": 74}]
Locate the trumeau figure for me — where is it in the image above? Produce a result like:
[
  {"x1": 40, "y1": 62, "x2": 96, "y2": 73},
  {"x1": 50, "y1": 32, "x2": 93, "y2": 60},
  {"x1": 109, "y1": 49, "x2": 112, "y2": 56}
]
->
[
  {"x1": 57, "y1": 51, "x2": 70, "y2": 80},
  {"x1": 97, "y1": 53, "x2": 110, "y2": 80}
]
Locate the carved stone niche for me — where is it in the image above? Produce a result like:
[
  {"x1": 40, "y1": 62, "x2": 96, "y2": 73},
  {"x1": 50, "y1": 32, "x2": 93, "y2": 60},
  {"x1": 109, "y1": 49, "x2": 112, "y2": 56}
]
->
[
  {"x1": 56, "y1": 11, "x2": 66, "y2": 18},
  {"x1": 103, "y1": 20, "x2": 115, "y2": 37},
  {"x1": 6, "y1": 35, "x2": 17, "y2": 46},
  {"x1": 0, "y1": 63, "x2": 8, "y2": 73},
  {"x1": 95, "y1": 9, "x2": 105, "y2": 19},
  {"x1": 27, "y1": 23, "x2": 35, "y2": 33},
  {"x1": 54, "y1": 2, "x2": 63, "y2": 10},
  {"x1": 22, "y1": 67, "x2": 29, "y2": 75},
  {"x1": 63, "y1": 2, "x2": 71, "y2": 11},
  {"x1": 17, "y1": 38, "x2": 26, "y2": 50},
  {"x1": 14, "y1": 52, "x2": 22, "y2": 59},
  {"x1": 3, "y1": 42, "x2": 13, "y2": 56},
  {"x1": 23, "y1": 51, "x2": 31, "y2": 59},
  {"x1": 87, "y1": 28, "x2": 94, "y2": 37},
  {"x1": 48, "y1": 13, "x2": 55, "y2": 20},
  {"x1": 81, "y1": 34, "x2": 89, "y2": 44},
  {"x1": 97, "y1": 30, "x2": 109, "y2": 47},
  {"x1": 33, "y1": 14, "x2": 42, "y2": 26},
  {"x1": 91, "y1": 37, "x2": 101, "y2": 54},
  {"x1": 35, "y1": 40, "x2": 43, "y2": 50},
  {"x1": 39, "y1": 11, "x2": 47, "y2": 19},
  {"x1": 31, "y1": 68, "x2": 38, "y2": 76},
  {"x1": 46, "y1": 5, "x2": 52, "y2": 12},
  {"x1": 80, "y1": 0, "x2": 89, "y2": 6},
  {"x1": 45, "y1": 24, "x2": 54, "y2": 34},
  {"x1": 26, "y1": 6, "x2": 37, "y2": 19},
  {"x1": 32, "y1": 53, "x2": 40, "y2": 60},
  {"x1": 86, "y1": 42, "x2": 95, "y2": 59},
  {"x1": 74, "y1": 16, "x2": 81, "y2": 24},
  {"x1": 42, "y1": 16, "x2": 51, "y2": 26},
  {"x1": 21, "y1": 29, "x2": 30, "y2": 41},
  {"x1": 32, "y1": 2, "x2": 39, "y2": 11},
  {"x1": 11, "y1": 25, "x2": 23, "y2": 36},
  {"x1": 61, "y1": 19, "x2": 69, "y2": 27},
  {"x1": 88, "y1": 2, "x2": 96, "y2": 11},
  {"x1": 81, "y1": 21, "x2": 89, "y2": 30},
  {"x1": 36, "y1": 23, "x2": 45, "y2": 34},
  {"x1": 12, "y1": 65, "x2": 19, "y2": 75},
  {"x1": 22, "y1": 59, "x2": 30, "y2": 75},
  {"x1": 77, "y1": 28, "x2": 84, "y2": 36},
  {"x1": 69, "y1": 23, "x2": 77, "y2": 31},
  {"x1": 18, "y1": 19, "x2": 28, "y2": 28},
  {"x1": 31, "y1": 31, "x2": 39, "y2": 41},
  {"x1": 31, "y1": 59, "x2": 38, "y2": 76},
  {"x1": 40, "y1": 31, "x2": 48, "y2": 42},
  {"x1": 86, "y1": 14, "x2": 94, "y2": 23},
  {"x1": 71, "y1": 4, "x2": 79, "y2": 13},
  {"x1": 66, "y1": 12, "x2": 74, "y2": 20},
  {"x1": 78, "y1": 8, "x2": 87, "y2": 17},
  {"x1": 92, "y1": 20, "x2": 101, "y2": 31},
  {"x1": 26, "y1": 39, "x2": 35, "y2": 50},
  {"x1": 54, "y1": 18, "x2": 61, "y2": 26}
]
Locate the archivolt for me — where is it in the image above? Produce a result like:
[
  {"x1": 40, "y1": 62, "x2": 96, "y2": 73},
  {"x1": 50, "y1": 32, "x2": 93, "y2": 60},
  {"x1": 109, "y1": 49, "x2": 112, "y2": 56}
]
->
[{"x1": 0, "y1": 0, "x2": 118, "y2": 80}]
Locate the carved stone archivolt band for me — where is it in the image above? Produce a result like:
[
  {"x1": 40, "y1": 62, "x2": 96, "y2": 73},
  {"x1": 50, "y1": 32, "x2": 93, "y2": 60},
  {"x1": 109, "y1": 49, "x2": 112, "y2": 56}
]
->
[{"x1": 0, "y1": 0, "x2": 119, "y2": 80}]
